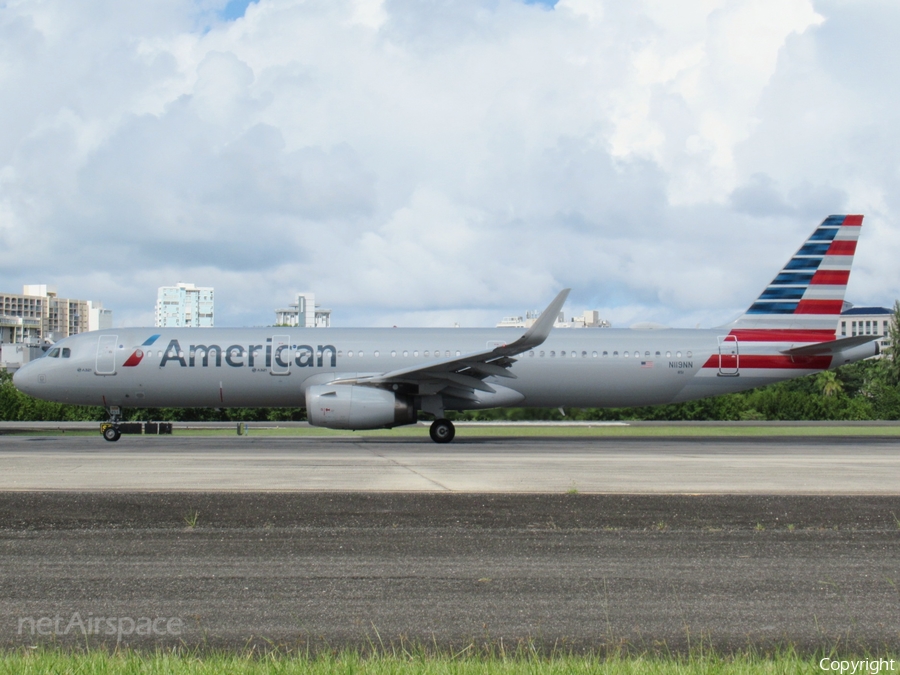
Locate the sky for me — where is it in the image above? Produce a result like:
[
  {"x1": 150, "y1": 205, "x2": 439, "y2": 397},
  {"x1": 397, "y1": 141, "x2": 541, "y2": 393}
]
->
[{"x1": 1, "y1": 0, "x2": 898, "y2": 329}]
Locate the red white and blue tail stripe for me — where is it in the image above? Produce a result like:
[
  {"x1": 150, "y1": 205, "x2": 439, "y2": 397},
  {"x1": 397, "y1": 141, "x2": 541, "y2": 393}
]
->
[
  {"x1": 700, "y1": 215, "x2": 864, "y2": 376},
  {"x1": 730, "y1": 214, "x2": 862, "y2": 334}
]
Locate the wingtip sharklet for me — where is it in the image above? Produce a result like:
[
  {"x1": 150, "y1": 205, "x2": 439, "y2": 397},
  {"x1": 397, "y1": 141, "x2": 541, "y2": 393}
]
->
[{"x1": 506, "y1": 288, "x2": 571, "y2": 352}]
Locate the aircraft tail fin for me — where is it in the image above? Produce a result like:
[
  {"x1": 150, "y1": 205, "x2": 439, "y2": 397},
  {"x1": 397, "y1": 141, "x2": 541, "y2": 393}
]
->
[{"x1": 726, "y1": 215, "x2": 863, "y2": 336}]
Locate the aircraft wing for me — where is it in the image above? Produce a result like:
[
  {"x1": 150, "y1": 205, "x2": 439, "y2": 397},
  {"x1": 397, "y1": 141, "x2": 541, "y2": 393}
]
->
[
  {"x1": 779, "y1": 334, "x2": 879, "y2": 356},
  {"x1": 332, "y1": 288, "x2": 570, "y2": 394}
]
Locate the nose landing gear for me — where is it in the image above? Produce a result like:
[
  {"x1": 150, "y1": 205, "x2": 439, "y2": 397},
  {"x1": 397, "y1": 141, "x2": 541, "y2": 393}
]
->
[
  {"x1": 101, "y1": 406, "x2": 122, "y2": 442},
  {"x1": 101, "y1": 424, "x2": 121, "y2": 442}
]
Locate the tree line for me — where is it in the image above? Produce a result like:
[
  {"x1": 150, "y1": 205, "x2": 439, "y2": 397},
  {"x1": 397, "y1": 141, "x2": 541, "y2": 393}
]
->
[{"x1": 2, "y1": 302, "x2": 899, "y2": 423}]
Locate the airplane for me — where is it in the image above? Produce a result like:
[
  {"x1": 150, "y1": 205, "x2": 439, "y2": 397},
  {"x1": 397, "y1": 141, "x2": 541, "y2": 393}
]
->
[{"x1": 12, "y1": 215, "x2": 880, "y2": 443}]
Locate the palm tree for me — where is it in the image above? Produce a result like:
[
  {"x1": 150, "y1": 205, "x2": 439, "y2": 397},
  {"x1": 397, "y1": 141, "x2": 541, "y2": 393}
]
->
[{"x1": 816, "y1": 370, "x2": 843, "y2": 397}]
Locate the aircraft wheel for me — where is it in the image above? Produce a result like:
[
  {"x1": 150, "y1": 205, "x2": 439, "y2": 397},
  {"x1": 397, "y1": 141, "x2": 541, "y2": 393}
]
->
[
  {"x1": 102, "y1": 425, "x2": 121, "y2": 442},
  {"x1": 429, "y1": 419, "x2": 455, "y2": 444}
]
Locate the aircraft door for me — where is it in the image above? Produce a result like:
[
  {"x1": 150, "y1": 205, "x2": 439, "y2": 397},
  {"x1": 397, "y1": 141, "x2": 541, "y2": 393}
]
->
[
  {"x1": 271, "y1": 335, "x2": 291, "y2": 375},
  {"x1": 95, "y1": 335, "x2": 118, "y2": 375},
  {"x1": 717, "y1": 335, "x2": 739, "y2": 376}
]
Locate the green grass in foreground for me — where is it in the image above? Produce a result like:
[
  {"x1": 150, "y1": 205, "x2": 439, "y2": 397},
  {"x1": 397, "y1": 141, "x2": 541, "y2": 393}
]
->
[{"x1": 1, "y1": 648, "x2": 888, "y2": 675}]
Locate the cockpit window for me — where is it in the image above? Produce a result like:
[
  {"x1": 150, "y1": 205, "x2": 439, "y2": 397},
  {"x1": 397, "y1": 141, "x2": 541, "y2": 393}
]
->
[
  {"x1": 47, "y1": 348, "x2": 60, "y2": 358},
  {"x1": 62, "y1": 348, "x2": 71, "y2": 358}
]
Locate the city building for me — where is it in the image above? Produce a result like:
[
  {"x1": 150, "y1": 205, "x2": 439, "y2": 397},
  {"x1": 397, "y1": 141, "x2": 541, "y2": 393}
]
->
[
  {"x1": 1, "y1": 285, "x2": 112, "y2": 371},
  {"x1": 155, "y1": 283, "x2": 214, "y2": 328},
  {"x1": 839, "y1": 305, "x2": 894, "y2": 354},
  {"x1": 88, "y1": 301, "x2": 113, "y2": 332},
  {"x1": 497, "y1": 309, "x2": 610, "y2": 329},
  {"x1": 1, "y1": 285, "x2": 107, "y2": 344},
  {"x1": 0, "y1": 343, "x2": 45, "y2": 372},
  {"x1": 275, "y1": 293, "x2": 332, "y2": 327}
]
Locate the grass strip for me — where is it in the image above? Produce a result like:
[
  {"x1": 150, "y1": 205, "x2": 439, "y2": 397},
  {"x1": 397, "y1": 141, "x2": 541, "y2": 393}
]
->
[
  {"x1": 152, "y1": 424, "x2": 900, "y2": 438},
  {"x1": 7, "y1": 423, "x2": 900, "y2": 438},
  {"x1": 0, "y1": 647, "x2": 885, "y2": 674}
]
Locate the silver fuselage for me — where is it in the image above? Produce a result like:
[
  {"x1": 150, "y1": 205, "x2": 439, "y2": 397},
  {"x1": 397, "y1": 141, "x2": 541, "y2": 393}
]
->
[{"x1": 12, "y1": 326, "x2": 872, "y2": 411}]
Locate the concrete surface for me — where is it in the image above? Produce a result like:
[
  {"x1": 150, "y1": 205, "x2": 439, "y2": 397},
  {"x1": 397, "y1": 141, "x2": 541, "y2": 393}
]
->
[{"x1": 0, "y1": 435, "x2": 898, "y2": 493}]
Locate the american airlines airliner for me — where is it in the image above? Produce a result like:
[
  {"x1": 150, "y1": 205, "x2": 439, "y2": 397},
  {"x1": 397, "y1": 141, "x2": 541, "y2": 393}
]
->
[{"x1": 13, "y1": 215, "x2": 879, "y2": 443}]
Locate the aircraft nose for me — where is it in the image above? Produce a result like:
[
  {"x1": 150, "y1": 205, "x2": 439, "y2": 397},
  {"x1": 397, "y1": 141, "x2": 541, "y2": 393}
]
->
[{"x1": 12, "y1": 363, "x2": 41, "y2": 395}]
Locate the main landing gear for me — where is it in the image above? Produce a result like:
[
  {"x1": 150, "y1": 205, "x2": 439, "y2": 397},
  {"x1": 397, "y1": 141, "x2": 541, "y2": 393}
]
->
[
  {"x1": 101, "y1": 406, "x2": 122, "y2": 442},
  {"x1": 429, "y1": 418, "x2": 455, "y2": 444}
]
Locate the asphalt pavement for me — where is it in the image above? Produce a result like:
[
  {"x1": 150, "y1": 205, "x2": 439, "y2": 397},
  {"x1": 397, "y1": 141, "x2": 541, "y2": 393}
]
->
[{"x1": 1, "y1": 491, "x2": 899, "y2": 652}]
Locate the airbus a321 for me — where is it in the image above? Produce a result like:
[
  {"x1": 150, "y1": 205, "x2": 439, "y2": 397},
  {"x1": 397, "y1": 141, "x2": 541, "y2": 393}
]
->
[{"x1": 13, "y1": 215, "x2": 879, "y2": 443}]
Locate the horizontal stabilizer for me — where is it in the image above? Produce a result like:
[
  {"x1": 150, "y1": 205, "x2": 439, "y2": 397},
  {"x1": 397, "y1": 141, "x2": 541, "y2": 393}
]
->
[{"x1": 779, "y1": 334, "x2": 878, "y2": 357}]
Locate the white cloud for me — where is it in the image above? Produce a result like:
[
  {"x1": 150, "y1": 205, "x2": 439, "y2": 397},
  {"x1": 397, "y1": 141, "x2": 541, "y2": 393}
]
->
[{"x1": 0, "y1": 0, "x2": 897, "y2": 330}]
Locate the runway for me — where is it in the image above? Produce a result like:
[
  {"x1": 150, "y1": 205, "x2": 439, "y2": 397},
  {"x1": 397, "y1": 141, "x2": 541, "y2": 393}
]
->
[
  {"x1": 2, "y1": 433, "x2": 899, "y2": 652},
  {"x1": 0, "y1": 434, "x2": 899, "y2": 493}
]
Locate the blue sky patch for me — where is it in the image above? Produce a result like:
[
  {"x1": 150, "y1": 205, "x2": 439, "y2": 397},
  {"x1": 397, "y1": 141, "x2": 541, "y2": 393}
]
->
[{"x1": 221, "y1": 0, "x2": 258, "y2": 21}]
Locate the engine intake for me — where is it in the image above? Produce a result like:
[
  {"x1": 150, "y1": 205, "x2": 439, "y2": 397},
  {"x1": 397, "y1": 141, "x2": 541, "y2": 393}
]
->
[{"x1": 306, "y1": 384, "x2": 417, "y2": 430}]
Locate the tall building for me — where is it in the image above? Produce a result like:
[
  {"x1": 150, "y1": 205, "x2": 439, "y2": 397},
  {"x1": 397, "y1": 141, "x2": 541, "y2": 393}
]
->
[
  {"x1": 155, "y1": 283, "x2": 214, "y2": 328},
  {"x1": 275, "y1": 293, "x2": 331, "y2": 327},
  {"x1": 88, "y1": 301, "x2": 113, "y2": 332},
  {"x1": 1, "y1": 285, "x2": 107, "y2": 344}
]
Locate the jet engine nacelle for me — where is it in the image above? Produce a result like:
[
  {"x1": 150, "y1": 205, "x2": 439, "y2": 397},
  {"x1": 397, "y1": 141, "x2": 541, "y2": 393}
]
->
[{"x1": 306, "y1": 384, "x2": 417, "y2": 430}]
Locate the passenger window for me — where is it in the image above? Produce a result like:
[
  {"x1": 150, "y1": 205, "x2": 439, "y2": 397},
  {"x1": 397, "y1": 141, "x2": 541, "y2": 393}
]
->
[
  {"x1": 666, "y1": 351, "x2": 671, "y2": 358},
  {"x1": 337, "y1": 350, "x2": 343, "y2": 357},
  {"x1": 359, "y1": 351, "x2": 364, "y2": 357},
  {"x1": 539, "y1": 351, "x2": 545, "y2": 357},
  {"x1": 412, "y1": 351, "x2": 416, "y2": 357},
  {"x1": 581, "y1": 351, "x2": 587, "y2": 358},
  {"x1": 375, "y1": 351, "x2": 380, "y2": 357},
  {"x1": 550, "y1": 351, "x2": 556, "y2": 357},
  {"x1": 645, "y1": 351, "x2": 650, "y2": 357},
  {"x1": 613, "y1": 351, "x2": 618, "y2": 357},
  {"x1": 676, "y1": 351, "x2": 682, "y2": 358},
  {"x1": 391, "y1": 350, "x2": 396, "y2": 357},
  {"x1": 529, "y1": 350, "x2": 534, "y2": 357},
  {"x1": 561, "y1": 351, "x2": 566, "y2": 358},
  {"x1": 446, "y1": 350, "x2": 450, "y2": 357},
  {"x1": 347, "y1": 351, "x2": 353, "y2": 357},
  {"x1": 687, "y1": 351, "x2": 692, "y2": 358},
  {"x1": 572, "y1": 351, "x2": 577, "y2": 358},
  {"x1": 456, "y1": 350, "x2": 461, "y2": 356},
  {"x1": 623, "y1": 351, "x2": 629, "y2": 358},
  {"x1": 655, "y1": 351, "x2": 661, "y2": 357}
]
